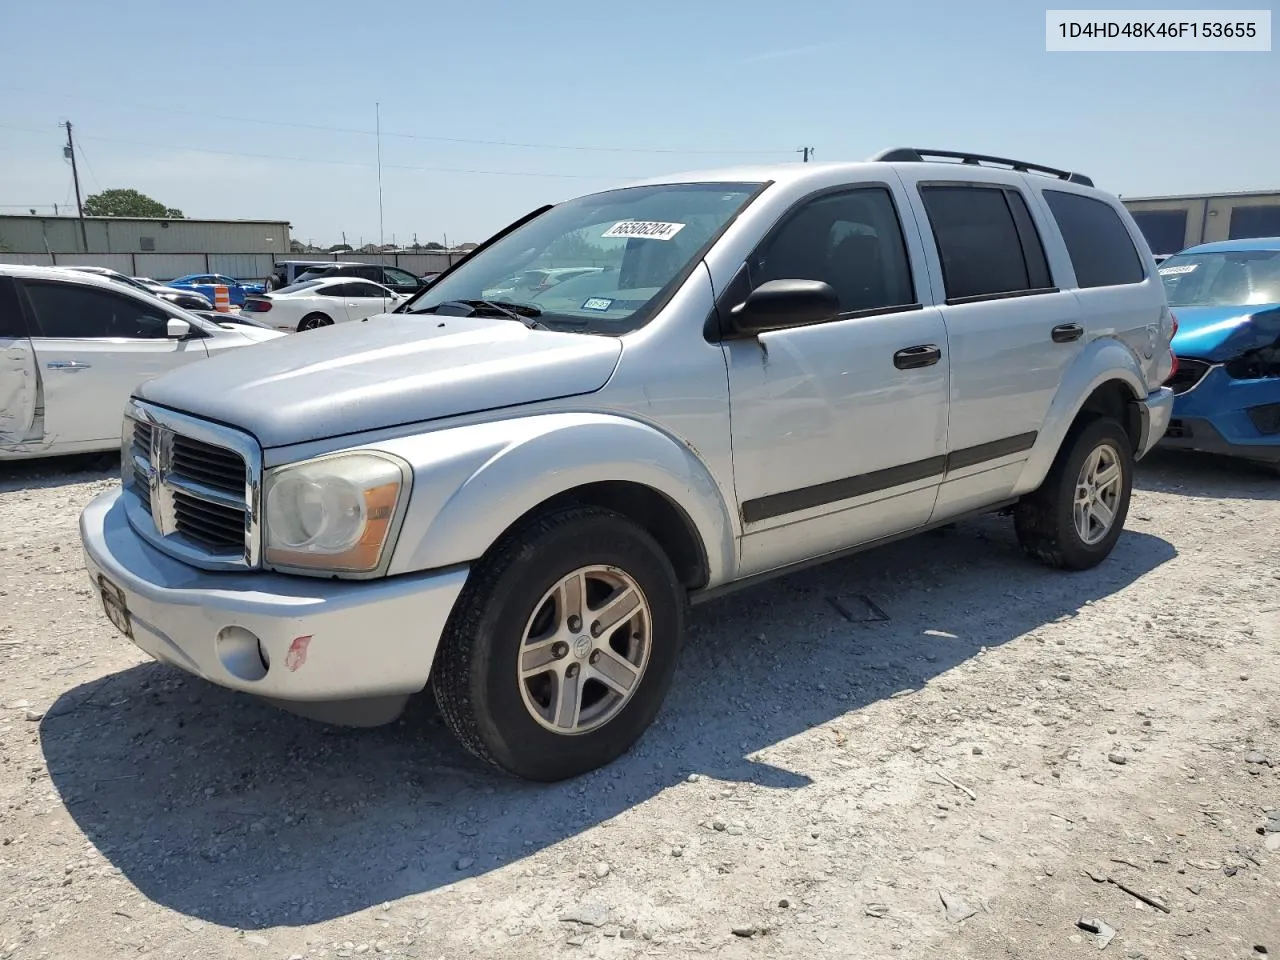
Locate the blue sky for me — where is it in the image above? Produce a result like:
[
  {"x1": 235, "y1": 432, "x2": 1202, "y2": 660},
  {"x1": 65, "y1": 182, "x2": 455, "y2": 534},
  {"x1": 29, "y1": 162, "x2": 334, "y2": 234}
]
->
[{"x1": 0, "y1": 0, "x2": 1275, "y2": 245}]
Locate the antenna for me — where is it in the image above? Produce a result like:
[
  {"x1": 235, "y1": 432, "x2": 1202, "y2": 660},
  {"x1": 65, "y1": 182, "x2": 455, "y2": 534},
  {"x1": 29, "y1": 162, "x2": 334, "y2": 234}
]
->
[{"x1": 375, "y1": 102, "x2": 386, "y2": 264}]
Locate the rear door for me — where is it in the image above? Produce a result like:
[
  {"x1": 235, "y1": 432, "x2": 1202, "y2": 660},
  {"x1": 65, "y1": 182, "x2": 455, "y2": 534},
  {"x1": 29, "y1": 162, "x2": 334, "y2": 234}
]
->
[
  {"x1": 0, "y1": 276, "x2": 40, "y2": 450},
  {"x1": 897, "y1": 172, "x2": 1085, "y2": 511},
  {"x1": 338, "y1": 281, "x2": 397, "y2": 321},
  {"x1": 20, "y1": 279, "x2": 210, "y2": 447}
]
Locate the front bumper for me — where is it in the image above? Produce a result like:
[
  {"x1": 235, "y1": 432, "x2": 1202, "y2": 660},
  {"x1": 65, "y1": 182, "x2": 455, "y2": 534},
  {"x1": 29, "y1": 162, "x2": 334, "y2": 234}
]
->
[
  {"x1": 1134, "y1": 385, "x2": 1176, "y2": 459},
  {"x1": 80, "y1": 488, "x2": 468, "y2": 708},
  {"x1": 1158, "y1": 364, "x2": 1280, "y2": 463}
]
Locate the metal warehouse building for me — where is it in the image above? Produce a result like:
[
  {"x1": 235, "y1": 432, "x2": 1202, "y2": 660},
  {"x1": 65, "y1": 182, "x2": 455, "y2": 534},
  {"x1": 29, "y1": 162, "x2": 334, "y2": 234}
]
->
[
  {"x1": 0, "y1": 214, "x2": 291, "y2": 282},
  {"x1": 1121, "y1": 190, "x2": 1280, "y2": 257}
]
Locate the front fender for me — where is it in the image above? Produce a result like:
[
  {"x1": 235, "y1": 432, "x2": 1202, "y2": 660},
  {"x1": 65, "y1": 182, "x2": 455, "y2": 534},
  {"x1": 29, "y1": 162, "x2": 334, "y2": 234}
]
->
[
  {"x1": 1012, "y1": 337, "x2": 1146, "y2": 496},
  {"x1": 379, "y1": 412, "x2": 736, "y2": 585}
]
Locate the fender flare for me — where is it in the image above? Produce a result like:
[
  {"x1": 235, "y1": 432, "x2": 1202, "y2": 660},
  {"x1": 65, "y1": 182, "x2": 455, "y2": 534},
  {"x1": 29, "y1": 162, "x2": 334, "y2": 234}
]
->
[
  {"x1": 381, "y1": 412, "x2": 736, "y2": 585},
  {"x1": 1014, "y1": 338, "x2": 1147, "y2": 495}
]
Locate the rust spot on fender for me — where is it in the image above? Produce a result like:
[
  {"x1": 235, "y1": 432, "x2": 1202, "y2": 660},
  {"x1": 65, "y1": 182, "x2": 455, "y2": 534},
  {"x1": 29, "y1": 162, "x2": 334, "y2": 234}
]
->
[{"x1": 285, "y1": 635, "x2": 313, "y2": 672}]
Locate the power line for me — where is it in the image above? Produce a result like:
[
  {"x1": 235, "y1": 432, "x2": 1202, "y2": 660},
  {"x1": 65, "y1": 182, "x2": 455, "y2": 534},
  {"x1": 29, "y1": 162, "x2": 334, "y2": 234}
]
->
[
  {"x1": 0, "y1": 123, "x2": 641, "y2": 179},
  {"x1": 0, "y1": 85, "x2": 794, "y2": 157}
]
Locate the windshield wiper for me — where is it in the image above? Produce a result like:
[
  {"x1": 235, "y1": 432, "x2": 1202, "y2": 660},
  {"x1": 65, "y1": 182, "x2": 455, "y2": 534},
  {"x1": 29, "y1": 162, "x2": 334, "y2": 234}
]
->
[{"x1": 463, "y1": 299, "x2": 546, "y2": 328}]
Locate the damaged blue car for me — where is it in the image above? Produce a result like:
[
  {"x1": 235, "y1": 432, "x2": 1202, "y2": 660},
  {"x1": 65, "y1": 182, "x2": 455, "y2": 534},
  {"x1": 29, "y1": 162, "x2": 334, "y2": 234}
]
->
[{"x1": 1159, "y1": 237, "x2": 1280, "y2": 471}]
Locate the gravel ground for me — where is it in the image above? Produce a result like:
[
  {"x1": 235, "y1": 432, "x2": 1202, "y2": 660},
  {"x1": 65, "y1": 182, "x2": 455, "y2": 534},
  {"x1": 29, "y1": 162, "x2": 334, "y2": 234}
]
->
[{"x1": 1, "y1": 449, "x2": 1278, "y2": 960}]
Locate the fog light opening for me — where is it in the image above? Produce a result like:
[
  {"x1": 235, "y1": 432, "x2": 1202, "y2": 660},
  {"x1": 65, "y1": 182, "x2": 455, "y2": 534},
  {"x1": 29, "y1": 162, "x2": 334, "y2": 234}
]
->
[{"x1": 215, "y1": 626, "x2": 269, "y2": 682}]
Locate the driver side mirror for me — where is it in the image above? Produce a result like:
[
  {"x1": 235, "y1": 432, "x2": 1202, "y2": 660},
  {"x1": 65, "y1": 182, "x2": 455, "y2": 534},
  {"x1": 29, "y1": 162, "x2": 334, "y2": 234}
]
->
[
  {"x1": 167, "y1": 317, "x2": 192, "y2": 339},
  {"x1": 729, "y1": 279, "x2": 840, "y2": 336}
]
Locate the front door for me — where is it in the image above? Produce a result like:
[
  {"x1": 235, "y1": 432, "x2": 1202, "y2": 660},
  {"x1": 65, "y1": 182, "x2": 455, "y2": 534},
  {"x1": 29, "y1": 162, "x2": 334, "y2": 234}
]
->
[
  {"x1": 723, "y1": 182, "x2": 950, "y2": 577},
  {"x1": 0, "y1": 277, "x2": 40, "y2": 450},
  {"x1": 338, "y1": 281, "x2": 398, "y2": 322},
  {"x1": 19, "y1": 278, "x2": 210, "y2": 448}
]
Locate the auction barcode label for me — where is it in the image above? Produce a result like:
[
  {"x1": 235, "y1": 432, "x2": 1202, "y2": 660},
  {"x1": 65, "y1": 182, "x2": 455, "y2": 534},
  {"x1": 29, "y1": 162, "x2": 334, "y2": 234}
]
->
[{"x1": 1046, "y1": 9, "x2": 1271, "y2": 50}]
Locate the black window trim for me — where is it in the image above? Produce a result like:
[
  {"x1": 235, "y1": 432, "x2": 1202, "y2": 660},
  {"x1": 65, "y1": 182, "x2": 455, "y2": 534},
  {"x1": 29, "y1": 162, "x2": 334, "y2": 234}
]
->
[
  {"x1": 1042, "y1": 187, "x2": 1149, "y2": 289},
  {"x1": 709, "y1": 180, "x2": 924, "y2": 341},
  {"x1": 918, "y1": 179, "x2": 1062, "y2": 306},
  {"x1": 17, "y1": 278, "x2": 179, "y2": 341}
]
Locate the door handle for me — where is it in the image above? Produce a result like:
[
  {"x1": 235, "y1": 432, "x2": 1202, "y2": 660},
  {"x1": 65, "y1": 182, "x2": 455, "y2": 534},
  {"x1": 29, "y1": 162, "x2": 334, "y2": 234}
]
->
[
  {"x1": 46, "y1": 360, "x2": 91, "y2": 370},
  {"x1": 1051, "y1": 323, "x2": 1084, "y2": 343},
  {"x1": 893, "y1": 344, "x2": 942, "y2": 370}
]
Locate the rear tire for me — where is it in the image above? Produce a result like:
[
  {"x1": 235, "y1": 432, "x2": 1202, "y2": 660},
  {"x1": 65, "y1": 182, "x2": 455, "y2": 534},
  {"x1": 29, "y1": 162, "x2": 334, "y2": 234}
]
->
[
  {"x1": 1015, "y1": 417, "x2": 1133, "y2": 571},
  {"x1": 297, "y1": 313, "x2": 333, "y2": 332},
  {"x1": 430, "y1": 505, "x2": 684, "y2": 782}
]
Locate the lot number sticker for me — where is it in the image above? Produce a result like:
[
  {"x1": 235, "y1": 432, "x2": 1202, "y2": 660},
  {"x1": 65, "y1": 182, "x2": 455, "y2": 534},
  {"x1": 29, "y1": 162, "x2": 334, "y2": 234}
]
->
[
  {"x1": 1159, "y1": 264, "x2": 1198, "y2": 275},
  {"x1": 602, "y1": 220, "x2": 686, "y2": 241}
]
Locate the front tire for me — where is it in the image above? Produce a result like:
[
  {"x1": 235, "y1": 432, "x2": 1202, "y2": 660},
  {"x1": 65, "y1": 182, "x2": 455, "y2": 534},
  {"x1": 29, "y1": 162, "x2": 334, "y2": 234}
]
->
[
  {"x1": 430, "y1": 506, "x2": 684, "y2": 782},
  {"x1": 297, "y1": 313, "x2": 334, "y2": 331},
  {"x1": 1015, "y1": 417, "x2": 1134, "y2": 570}
]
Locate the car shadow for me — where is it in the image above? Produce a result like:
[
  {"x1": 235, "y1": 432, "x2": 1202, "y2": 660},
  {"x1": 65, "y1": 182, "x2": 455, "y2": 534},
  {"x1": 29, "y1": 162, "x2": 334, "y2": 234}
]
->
[
  {"x1": 0, "y1": 452, "x2": 120, "y2": 493},
  {"x1": 1137, "y1": 448, "x2": 1280, "y2": 502},
  {"x1": 40, "y1": 515, "x2": 1176, "y2": 929}
]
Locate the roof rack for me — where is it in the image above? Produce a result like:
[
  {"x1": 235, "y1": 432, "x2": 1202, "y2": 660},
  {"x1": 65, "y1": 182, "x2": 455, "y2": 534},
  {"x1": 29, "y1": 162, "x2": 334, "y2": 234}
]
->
[{"x1": 870, "y1": 148, "x2": 1094, "y2": 188}]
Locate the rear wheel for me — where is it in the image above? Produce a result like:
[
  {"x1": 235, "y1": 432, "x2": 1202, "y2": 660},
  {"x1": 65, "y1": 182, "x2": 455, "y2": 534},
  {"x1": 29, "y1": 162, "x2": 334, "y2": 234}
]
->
[
  {"x1": 297, "y1": 313, "x2": 334, "y2": 332},
  {"x1": 1015, "y1": 417, "x2": 1133, "y2": 570},
  {"x1": 430, "y1": 506, "x2": 684, "y2": 782}
]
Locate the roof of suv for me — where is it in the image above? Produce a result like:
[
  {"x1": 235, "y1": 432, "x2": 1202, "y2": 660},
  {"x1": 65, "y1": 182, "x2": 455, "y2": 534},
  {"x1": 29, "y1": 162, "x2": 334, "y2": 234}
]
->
[{"x1": 628, "y1": 148, "x2": 1097, "y2": 193}]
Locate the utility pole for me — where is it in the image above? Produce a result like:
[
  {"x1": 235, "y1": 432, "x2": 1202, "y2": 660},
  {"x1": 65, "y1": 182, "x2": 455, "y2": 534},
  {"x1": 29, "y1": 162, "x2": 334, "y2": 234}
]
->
[
  {"x1": 375, "y1": 102, "x2": 386, "y2": 264},
  {"x1": 797, "y1": 146, "x2": 815, "y2": 163},
  {"x1": 61, "y1": 121, "x2": 89, "y2": 252}
]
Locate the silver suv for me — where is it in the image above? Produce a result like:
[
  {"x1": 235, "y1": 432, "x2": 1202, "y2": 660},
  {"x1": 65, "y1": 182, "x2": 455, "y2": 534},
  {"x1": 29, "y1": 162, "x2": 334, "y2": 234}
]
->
[{"x1": 79, "y1": 147, "x2": 1175, "y2": 781}]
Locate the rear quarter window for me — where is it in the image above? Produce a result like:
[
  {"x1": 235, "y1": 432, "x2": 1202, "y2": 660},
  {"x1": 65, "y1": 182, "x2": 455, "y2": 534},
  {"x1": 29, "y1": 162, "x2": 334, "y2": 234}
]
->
[{"x1": 1043, "y1": 190, "x2": 1146, "y2": 288}]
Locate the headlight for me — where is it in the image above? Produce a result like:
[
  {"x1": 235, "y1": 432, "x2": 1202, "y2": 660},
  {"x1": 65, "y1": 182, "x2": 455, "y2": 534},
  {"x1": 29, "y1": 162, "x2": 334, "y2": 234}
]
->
[{"x1": 263, "y1": 452, "x2": 411, "y2": 574}]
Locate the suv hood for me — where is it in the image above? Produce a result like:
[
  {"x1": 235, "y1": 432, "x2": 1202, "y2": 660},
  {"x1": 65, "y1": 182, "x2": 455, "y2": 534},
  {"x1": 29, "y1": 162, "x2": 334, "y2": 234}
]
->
[
  {"x1": 136, "y1": 314, "x2": 623, "y2": 448},
  {"x1": 1171, "y1": 303, "x2": 1280, "y2": 362}
]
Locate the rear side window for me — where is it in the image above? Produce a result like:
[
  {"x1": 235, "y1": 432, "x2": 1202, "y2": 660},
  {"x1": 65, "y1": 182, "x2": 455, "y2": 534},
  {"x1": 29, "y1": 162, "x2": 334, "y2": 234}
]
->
[
  {"x1": 1043, "y1": 190, "x2": 1145, "y2": 288},
  {"x1": 920, "y1": 185, "x2": 1053, "y2": 302}
]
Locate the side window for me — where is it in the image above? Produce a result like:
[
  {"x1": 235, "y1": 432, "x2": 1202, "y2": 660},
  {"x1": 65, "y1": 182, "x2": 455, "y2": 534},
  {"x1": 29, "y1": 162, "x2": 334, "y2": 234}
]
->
[
  {"x1": 318, "y1": 283, "x2": 351, "y2": 298},
  {"x1": 384, "y1": 267, "x2": 418, "y2": 285},
  {"x1": 751, "y1": 187, "x2": 917, "y2": 314},
  {"x1": 348, "y1": 282, "x2": 386, "y2": 298},
  {"x1": 1043, "y1": 190, "x2": 1146, "y2": 288},
  {"x1": 354, "y1": 265, "x2": 380, "y2": 281},
  {"x1": 920, "y1": 185, "x2": 1053, "y2": 302},
  {"x1": 0, "y1": 277, "x2": 30, "y2": 338},
  {"x1": 23, "y1": 281, "x2": 170, "y2": 339}
]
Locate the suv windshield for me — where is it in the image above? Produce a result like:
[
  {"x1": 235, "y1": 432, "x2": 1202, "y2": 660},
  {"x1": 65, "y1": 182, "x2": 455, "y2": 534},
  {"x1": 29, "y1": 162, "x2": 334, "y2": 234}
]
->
[
  {"x1": 1159, "y1": 249, "x2": 1280, "y2": 308},
  {"x1": 405, "y1": 182, "x2": 762, "y2": 334}
]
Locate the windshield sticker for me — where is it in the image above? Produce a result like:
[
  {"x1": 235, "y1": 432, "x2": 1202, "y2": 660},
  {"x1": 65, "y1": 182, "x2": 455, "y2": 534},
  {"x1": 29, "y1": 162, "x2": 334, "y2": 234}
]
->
[
  {"x1": 602, "y1": 220, "x2": 686, "y2": 241},
  {"x1": 1159, "y1": 264, "x2": 1198, "y2": 276},
  {"x1": 581, "y1": 297, "x2": 614, "y2": 311}
]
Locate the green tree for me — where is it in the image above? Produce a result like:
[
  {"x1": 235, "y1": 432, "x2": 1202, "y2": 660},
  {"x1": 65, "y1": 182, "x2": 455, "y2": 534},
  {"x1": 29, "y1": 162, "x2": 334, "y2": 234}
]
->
[{"x1": 83, "y1": 188, "x2": 184, "y2": 219}]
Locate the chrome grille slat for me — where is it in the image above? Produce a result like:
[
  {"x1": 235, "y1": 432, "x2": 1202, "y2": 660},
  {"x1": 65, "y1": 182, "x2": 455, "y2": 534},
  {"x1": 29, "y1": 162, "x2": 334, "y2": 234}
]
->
[{"x1": 120, "y1": 399, "x2": 262, "y2": 570}]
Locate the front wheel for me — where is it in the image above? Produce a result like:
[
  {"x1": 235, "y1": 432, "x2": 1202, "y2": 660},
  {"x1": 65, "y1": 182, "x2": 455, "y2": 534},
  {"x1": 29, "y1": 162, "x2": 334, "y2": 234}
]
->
[
  {"x1": 1015, "y1": 417, "x2": 1134, "y2": 570},
  {"x1": 430, "y1": 506, "x2": 684, "y2": 781}
]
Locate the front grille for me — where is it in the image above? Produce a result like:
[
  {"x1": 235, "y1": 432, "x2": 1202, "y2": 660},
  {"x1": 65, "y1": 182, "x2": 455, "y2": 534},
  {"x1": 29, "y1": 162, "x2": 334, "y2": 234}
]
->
[
  {"x1": 171, "y1": 434, "x2": 246, "y2": 495},
  {"x1": 122, "y1": 400, "x2": 261, "y2": 569},
  {"x1": 173, "y1": 491, "x2": 247, "y2": 551},
  {"x1": 1166, "y1": 358, "x2": 1213, "y2": 395}
]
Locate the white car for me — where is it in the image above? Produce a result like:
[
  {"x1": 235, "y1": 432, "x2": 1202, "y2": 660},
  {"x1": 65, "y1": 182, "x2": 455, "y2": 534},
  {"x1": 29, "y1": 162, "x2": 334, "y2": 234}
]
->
[
  {"x1": 239, "y1": 277, "x2": 404, "y2": 332},
  {"x1": 0, "y1": 264, "x2": 283, "y2": 461}
]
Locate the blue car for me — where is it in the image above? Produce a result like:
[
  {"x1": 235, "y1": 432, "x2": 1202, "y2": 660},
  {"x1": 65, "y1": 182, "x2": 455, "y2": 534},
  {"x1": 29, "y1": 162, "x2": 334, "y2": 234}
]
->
[
  {"x1": 168, "y1": 273, "x2": 252, "y2": 307},
  {"x1": 1159, "y1": 237, "x2": 1280, "y2": 470}
]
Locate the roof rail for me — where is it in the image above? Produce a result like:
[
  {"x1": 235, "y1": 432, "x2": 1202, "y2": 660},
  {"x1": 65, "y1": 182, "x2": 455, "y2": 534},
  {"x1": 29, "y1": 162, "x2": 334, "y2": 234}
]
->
[{"x1": 870, "y1": 147, "x2": 1094, "y2": 188}]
